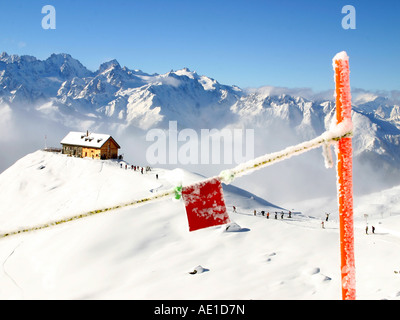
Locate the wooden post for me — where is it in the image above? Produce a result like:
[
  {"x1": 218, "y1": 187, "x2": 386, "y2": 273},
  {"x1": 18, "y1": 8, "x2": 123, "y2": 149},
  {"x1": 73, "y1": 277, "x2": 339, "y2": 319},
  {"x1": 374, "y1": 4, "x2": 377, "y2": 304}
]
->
[{"x1": 333, "y1": 51, "x2": 356, "y2": 300}]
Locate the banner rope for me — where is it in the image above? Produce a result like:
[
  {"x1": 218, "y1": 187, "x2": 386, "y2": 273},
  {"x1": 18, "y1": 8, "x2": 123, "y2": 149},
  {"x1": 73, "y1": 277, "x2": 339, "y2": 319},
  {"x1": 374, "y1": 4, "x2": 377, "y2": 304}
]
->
[{"x1": 0, "y1": 124, "x2": 352, "y2": 240}]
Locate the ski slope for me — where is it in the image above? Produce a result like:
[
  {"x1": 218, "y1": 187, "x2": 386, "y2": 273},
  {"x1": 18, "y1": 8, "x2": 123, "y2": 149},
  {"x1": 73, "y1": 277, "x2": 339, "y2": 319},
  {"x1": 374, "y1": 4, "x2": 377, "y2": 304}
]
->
[{"x1": 0, "y1": 151, "x2": 399, "y2": 299}]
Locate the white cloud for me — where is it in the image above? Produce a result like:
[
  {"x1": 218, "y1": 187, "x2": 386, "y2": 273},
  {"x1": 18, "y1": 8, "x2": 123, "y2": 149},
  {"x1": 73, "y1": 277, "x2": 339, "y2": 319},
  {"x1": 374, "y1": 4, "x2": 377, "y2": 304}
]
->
[{"x1": 0, "y1": 104, "x2": 14, "y2": 141}]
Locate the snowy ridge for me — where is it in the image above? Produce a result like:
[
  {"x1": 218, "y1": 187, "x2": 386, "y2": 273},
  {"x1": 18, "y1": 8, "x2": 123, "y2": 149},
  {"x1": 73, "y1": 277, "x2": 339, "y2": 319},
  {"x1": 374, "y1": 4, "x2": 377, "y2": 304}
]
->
[{"x1": 0, "y1": 151, "x2": 281, "y2": 235}]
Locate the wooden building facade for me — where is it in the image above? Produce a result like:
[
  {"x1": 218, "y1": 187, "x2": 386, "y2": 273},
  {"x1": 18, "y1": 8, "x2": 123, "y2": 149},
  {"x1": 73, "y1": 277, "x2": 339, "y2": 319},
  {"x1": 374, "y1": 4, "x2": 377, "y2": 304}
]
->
[{"x1": 61, "y1": 131, "x2": 120, "y2": 160}]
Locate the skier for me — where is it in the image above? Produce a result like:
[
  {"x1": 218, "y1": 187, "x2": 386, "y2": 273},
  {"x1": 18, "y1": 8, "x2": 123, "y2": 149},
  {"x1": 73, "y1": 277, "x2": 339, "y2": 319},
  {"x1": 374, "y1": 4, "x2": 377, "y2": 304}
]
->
[
  {"x1": 365, "y1": 225, "x2": 368, "y2": 234},
  {"x1": 274, "y1": 212, "x2": 277, "y2": 219},
  {"x1": 266, "y1": 212, "x2": 269, "y2": 219},
  {"x1": 254, "y1": 210, "x2": 257, "y2": 216},
  {"x1": 261, "y1": 210, "x2": 265, "y2": 216},
  {"x1": 233, "y1": 206, "x2": 236, "y2": 213},
  {"x1": 281, "y1": 212, "x2": 284, "y2": 219},
  {"x1": 326, "y1": 213, "x2": 330, "y2": 222},
  {"x1": 288, "y1": 211, "x2": 291, "y2": 218},
  {"x1": 321, "y1": 221, "x2": 325, "y2": 229},
  {"x1": 372, "y1": 226, "x2": 375, "y2": 234},
  {"x1": 156, "y1": 173, "x2": 159, "y2": 179}
]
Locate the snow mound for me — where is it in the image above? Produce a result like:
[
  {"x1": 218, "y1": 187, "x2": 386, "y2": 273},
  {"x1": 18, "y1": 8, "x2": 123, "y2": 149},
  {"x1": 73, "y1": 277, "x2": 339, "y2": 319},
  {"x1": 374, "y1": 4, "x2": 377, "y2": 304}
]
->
[
  {"x1": 223, "y1": 222, "x2": 247, "y2": 232},
  {"x1": 188, "y1": 265, "x2": 208, "y2": 275}
]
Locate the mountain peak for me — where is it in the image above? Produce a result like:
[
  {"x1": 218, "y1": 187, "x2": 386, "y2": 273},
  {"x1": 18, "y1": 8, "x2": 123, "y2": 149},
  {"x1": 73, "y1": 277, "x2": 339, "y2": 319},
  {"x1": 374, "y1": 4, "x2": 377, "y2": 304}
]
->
[
  {"x1": 174, "y1": 67, "x2": 198, "y2": 79},
  {"x1": 50, "y1": 52, "x2": 72, "y2": 58},
  {"x1": 0, "y1": 51, "x2": 9, "y2": 59},
  {"x1": 0, "y1": 52, "x2": 30, "y2": 64},
  {"x1": 46, "y1": 53, "x2": 74, "y2": 64},
  {"x1": 45, "y1": 53, "x2": 92, "y2": 78},
  {"x1": 98, "y1": 59, "x2": 121, "y2": 73}
]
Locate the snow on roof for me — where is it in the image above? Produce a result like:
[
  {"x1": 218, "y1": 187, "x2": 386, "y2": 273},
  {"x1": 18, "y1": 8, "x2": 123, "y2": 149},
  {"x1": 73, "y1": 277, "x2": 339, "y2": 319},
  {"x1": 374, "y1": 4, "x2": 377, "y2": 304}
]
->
[{"x1": 60, "y1": 131, "x2": 120, "y2": 149}]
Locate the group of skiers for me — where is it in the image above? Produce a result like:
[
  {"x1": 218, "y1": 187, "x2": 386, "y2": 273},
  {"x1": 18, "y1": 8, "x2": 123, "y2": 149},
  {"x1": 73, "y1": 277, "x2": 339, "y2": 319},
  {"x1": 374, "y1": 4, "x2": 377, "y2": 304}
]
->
[
  {"x1": 120, "y1": 163, "x2": 152, "y2": 175},
  {"x1": 232, "y1": 205, "x2": 380, "y2": 236},
  {"x1": 232, "y1": 206, "x2": 379, "y2": 235},
  {"x1": 366, "y1": 225, "x2": 375, "y2": 234},
  {"x1": 258, "y1": 210, "x2": 292, "y2": 219},
  {"x1": 232, "y1": 206, "x2": 292, "y2": 219}
]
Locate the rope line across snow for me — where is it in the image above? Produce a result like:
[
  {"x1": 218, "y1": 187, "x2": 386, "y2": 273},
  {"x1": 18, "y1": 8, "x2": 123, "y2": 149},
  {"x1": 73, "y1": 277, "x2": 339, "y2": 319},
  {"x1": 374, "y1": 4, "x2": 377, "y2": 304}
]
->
[
  {"x1": 0, "y1": 125, "x2": 352, "y2": 240},
  {"x1": 0, "y1": 189, "x2": 175, "y2": 239}
]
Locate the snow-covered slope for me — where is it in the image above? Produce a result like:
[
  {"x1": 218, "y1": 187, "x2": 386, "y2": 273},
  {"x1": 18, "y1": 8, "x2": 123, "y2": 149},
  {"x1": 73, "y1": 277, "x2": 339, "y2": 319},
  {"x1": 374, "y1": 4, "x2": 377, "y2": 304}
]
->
[
  {"x1": 1, "y1": 151, "x2": 400, "y2": 300},
  {"x1": 1, "y1": 52, "x2": 400, "y2": 200}
]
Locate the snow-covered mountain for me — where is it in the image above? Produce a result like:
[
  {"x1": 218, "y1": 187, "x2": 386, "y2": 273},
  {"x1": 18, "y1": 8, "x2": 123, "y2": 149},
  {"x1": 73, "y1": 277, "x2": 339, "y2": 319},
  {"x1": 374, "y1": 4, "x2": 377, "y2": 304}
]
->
[
  {"x1": 0, "y1": 52, "x2": 92, "y2": 104},
  {"x1": 1, "y1": 52, "x2": 399, "y2": 200},
  {"x1": 0, "y1": 52, "x2": 241, "y2": 130}
]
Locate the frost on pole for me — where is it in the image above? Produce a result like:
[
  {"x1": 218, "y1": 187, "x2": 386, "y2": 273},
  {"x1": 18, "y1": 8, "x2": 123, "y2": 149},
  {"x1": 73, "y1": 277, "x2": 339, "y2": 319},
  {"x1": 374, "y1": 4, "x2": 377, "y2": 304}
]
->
[
  {"x1": 333, "y1": 51, "x2": 356, "y2": 300},
  {"x1": 182, "y1": 178, "x2": 230, "y2": 232}
]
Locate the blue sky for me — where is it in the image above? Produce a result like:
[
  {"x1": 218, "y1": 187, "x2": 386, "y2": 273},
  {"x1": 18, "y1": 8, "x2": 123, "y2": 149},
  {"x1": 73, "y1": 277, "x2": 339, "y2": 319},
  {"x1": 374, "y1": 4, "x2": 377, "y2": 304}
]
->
[{"x1": 0, "y1": 0, "x2": 399, "y2": 92}]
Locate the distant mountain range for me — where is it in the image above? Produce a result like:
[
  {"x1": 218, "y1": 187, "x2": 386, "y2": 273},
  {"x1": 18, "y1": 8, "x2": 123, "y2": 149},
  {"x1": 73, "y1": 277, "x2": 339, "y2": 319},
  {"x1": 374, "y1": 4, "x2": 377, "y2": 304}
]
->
[{"x1": 1, "y1": 52, "x2": 399, "y2": 198}]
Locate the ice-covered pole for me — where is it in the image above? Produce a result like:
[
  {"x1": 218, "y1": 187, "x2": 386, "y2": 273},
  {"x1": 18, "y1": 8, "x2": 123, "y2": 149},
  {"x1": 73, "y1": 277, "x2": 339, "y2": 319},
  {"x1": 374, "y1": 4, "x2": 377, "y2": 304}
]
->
[{"x1": 333, "y1": 51, "x2": 356, "y2": 300}]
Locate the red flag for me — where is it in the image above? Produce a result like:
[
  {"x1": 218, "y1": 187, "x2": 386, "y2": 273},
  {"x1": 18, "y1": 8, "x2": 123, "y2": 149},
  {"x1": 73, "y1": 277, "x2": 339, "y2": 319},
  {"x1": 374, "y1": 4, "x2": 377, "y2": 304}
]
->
[{"x1": 182, "y1": 178, "x2": 230, "y2": 232}]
